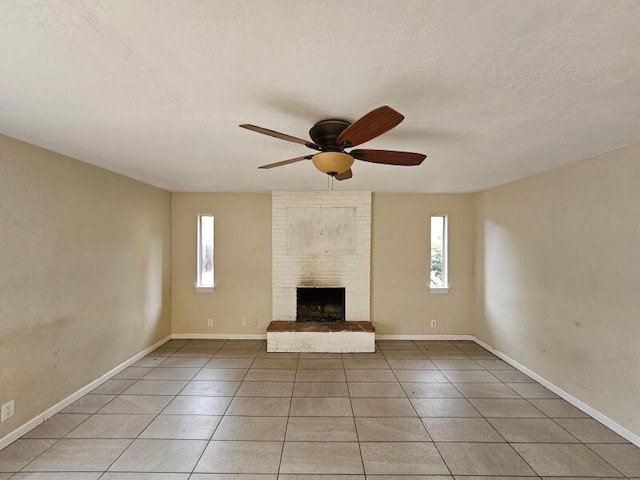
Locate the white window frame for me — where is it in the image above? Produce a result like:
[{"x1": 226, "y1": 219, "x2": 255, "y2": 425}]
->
[
  {"x1": 196, "y1": 213, "x2": 215, "y2": 291},
  {"x1": 430, "y1": 214, "x2": 449, "y2": 293}
]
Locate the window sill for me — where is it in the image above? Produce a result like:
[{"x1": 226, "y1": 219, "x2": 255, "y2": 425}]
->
[
  {"x1": 429, "y1": 286, "x2": 450, "y2": 293},
  {"x1": 195, "y1": 286, "x2": 215, "y2": 293}
]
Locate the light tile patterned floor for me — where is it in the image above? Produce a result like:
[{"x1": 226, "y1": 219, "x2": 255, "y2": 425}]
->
[{"x1": 1, "y1": 339, "x2": 639, "y2": 479}]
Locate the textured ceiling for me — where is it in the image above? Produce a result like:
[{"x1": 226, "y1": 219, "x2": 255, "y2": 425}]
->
[{"x1": 1, "y1": 1, "x2": 640, "y2": 192}]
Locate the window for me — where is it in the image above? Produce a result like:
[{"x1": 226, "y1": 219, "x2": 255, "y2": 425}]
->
[
  {"x1": 197, "y1": 214, "x2": 214, "y2": 289},
  {"x1": 430, "y1": 215, "x2": 449, "y2": 292}
]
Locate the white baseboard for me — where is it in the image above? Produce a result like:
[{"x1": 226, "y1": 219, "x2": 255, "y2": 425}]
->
[
  {"x1": 0, "y1": 334, "x2": 172, "y2": 451},
  {"x1": 473, "y1": 337, "x2": 640, "y2": 448},
  {"x1": 376, "y1": 334, "x2": 475, "y2": 341},
  {"x1": 171, "y1": 333, "x2": 267, "y2": 340}
]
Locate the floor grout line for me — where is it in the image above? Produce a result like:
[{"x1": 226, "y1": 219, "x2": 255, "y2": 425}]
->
[{"x1": 2, "y1": 339, "x2": 638, "y2": 478}]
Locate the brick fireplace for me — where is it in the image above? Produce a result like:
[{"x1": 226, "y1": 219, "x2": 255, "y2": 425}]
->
[{"x1": 268, "y1": 191, "x2": 374, "y2": 352}]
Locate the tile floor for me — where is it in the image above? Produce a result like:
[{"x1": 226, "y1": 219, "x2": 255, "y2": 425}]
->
[{"x1": 1, "y1": 339, "x2": 639, "y2": 479}]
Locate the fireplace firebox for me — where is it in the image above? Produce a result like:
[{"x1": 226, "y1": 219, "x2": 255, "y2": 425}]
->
[{"x1": 296, "y1": 287, "x2": 345, "y2": 322}]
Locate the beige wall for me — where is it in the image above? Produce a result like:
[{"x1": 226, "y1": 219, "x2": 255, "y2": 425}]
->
[
  {"x1": 0, "y1": 135, "x2": 171, "y2": 439},
  {"x1": 371, "y1": 193, "x2": 475, "y2": 335},
  {"x1": 171, "y1": 193, "x2": 272, "y2": 334},
  {"x1": 171, "y1": 192, "x2": 475, "y2": 335},
  {"x1": 474, "y1": 143, "x2": 640, "y2": 437}
]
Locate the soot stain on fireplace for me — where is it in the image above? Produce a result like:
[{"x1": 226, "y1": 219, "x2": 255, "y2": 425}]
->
[{"x1": 296, "y1": 287, "x2": 345, "y2": 322}]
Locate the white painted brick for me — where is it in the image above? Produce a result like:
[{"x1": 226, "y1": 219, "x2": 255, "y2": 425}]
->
[{"x1": 272, "y1": 191, "x2": 371, "y2": 322}]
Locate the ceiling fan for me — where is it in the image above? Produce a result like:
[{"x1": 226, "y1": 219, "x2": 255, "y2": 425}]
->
[{"x1": 240, "y1": 106, "x2": 426, "y2": 181}]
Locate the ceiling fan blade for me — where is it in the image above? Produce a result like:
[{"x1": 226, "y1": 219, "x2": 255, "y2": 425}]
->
[
  {"x1": 336, "y1": 106, "x2": 404, "y2": 148},
  {"x1": 258, "y1": 155, "x2": 312, "y2": 169},
  {"x1": 335, "y1": 169, "x2": 353, "y2": 181},
  {"x1": 240, "y1": 124, "x2": 321, "y2": 150},
  {"x1": 351, "y1": 149, "x2": 426, "y2": 166}
]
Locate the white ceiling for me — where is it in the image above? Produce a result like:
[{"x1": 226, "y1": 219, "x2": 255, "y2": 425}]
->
[{"x1": 1, "y1": 1, "x2": 640, "y2": 192}]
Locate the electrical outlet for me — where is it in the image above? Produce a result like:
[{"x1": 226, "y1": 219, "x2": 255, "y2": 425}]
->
[
  {"x1": 430, "y1": 320, "x2": 437, "y2": 328},
  {"x1": 242, "y1": 318, "x2": 247, "y2": 326},
  {"x1": 1, "y1": 400, "x2": 14, "y2": 422},
  {"x1": 207, "y1": 318, "x2": 213, "y2": 327},
  {"x1": 252, "y1": 318, "x2": 258, "y2": 326}
]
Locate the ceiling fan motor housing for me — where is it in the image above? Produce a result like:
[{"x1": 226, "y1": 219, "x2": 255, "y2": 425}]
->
[
  {"x1": 309, "y1": 119, "x2": 351, "y2": 151},
  {"x1": 308, "y1": 120, "x2": 353, "y2": 175}
]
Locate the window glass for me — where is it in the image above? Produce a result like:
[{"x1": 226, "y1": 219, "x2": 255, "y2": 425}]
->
[
  {"x1": 430, "y1": 215, "x2": 447, "y2": 288},
  {"x1": 197, "y1": 214, "x2": 214, "y2": 288}
]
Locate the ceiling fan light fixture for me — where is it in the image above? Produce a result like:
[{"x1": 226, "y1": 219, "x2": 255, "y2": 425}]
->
[
  {"x1": 243, "y1": 106, "x2": 426, "y2": 179},
  {"x1": 311, "y1": 151, "x2": 354, "y2": 175}
]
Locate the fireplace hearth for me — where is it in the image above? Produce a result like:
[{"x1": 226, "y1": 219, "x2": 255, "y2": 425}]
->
[{"x1": 296, "y1": 287, "x2": 345, "y2": 322}]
